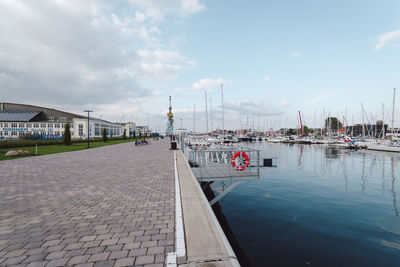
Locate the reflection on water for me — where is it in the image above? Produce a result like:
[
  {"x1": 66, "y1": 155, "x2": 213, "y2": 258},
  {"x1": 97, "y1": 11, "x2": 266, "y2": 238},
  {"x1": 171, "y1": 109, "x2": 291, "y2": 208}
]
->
[{"x1": 212, "y1": 143, "x2": 400, "y2": 267}]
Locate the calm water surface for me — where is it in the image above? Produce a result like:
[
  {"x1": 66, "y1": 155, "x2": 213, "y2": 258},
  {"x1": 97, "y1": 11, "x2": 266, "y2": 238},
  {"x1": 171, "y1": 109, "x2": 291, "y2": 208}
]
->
[{"x1": 212, "y1": 143, "x2": 400, "y2": 267}]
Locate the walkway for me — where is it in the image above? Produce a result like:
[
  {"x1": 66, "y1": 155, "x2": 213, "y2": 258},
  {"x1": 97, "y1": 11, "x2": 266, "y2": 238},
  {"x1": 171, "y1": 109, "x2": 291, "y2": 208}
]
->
[{"x1": 0, "y1": 140, "x2": 174, "y2": 267}]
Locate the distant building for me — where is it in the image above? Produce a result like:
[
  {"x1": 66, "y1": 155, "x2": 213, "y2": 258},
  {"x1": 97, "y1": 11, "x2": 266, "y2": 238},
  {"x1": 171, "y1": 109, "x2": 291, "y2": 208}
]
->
[
  {"x1": 136, "y1": 125, "x2": 149, "y2": 136},
  {"x1": 345, "y1": 122, "x2": 388, "y2": 137},
  {"x1": 0, "y1": 102, "x2": 137, "y2": 140}
]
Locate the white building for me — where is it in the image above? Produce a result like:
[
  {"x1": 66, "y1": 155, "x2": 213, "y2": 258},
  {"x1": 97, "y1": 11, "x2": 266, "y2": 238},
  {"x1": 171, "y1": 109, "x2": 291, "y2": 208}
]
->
[{"x1": 0, "y1": 103, "x2": 138, "y2": 140}]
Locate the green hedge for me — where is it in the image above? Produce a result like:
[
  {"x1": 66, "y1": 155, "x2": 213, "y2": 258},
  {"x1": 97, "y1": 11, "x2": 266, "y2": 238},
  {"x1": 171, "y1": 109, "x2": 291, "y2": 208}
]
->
[{"x1": 0, "y1": 136, "x2": 141, "y2": 149}]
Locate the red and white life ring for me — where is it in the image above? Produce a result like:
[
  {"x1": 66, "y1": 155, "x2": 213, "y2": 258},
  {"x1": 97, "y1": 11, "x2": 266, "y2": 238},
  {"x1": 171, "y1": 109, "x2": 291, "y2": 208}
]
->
[{"x1": 231, "y1": 152, "x2": 250, "y2": 171}]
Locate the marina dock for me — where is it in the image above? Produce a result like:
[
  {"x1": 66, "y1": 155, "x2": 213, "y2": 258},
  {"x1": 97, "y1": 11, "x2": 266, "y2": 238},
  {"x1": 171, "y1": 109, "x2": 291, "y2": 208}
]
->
[{"x1": 0, "y1": 140, "x2": 238, "y2": 267}]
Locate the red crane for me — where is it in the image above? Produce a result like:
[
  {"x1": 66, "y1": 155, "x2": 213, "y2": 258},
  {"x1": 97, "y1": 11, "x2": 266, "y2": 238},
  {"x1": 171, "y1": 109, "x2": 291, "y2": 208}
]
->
[{"x1": 298, "y1": 111, "x2": 304, "y2": 136}]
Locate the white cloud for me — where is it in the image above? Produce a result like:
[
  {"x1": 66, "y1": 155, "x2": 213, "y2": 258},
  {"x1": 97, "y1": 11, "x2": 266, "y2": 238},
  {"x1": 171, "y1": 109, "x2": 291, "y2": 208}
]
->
[
  {"x1": 0, "y1": 0, "x2": 196, "y2": 109},
  {"x1": 192, "y1": 78, "x2": 228, "y2": 91},
  {"x1": 223, "y1": 100, "x2": 290, "y2": 117},
  {"x1": 292, "y1": 52, "x2": 300, "y2": 57},
  {"x1": 375, "y1": 29, "x2": 400, "y2": 50},
  {"x1": 129, "y1": 0, "x2": 205, "y2": 20},
  {"x1": 264, "y1": 75, "x2": 270, "y2": 81}
]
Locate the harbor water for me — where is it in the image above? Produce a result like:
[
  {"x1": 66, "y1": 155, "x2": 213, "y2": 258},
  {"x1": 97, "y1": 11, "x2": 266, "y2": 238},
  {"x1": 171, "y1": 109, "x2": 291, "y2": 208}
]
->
[{"x1": 211, "y1": 142, "x2": 400, "y2": 267}]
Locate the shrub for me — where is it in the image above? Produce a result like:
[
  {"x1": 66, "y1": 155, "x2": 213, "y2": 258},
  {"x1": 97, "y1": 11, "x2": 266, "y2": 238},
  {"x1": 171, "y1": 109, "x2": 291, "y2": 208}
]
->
[
  {"x1": 123, "y1": 129, "x2": 126, "y2": 140},
  {"x1": 102, "y1": 128, "x2": 107, "y2": 142},
  {"x1": 63, "y1": 122, "x2": 72, "y2": 145}
]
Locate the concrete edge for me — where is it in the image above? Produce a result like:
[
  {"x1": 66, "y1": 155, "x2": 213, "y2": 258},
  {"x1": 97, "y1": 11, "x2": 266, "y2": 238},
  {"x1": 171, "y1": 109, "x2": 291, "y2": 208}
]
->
[{"x1": 177, "y1": 150, "x2": 239, "y2": 266}]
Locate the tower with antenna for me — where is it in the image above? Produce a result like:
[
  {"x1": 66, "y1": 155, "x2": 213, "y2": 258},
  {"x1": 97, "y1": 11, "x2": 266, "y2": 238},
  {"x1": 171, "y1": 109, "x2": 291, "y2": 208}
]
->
[{"x1": 166, "y1": 96, "x2": 174, "y2": 136}]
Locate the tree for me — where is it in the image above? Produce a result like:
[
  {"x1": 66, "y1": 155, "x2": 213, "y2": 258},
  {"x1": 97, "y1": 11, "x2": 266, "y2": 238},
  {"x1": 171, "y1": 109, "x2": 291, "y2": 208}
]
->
[
  {"x1": 63, "y1": 122, "x2": 71, "y2": 145},
  {"x1": 102, "y1": 128, "x2": 107, "y2": 142},
  {"x1": 325, "y1": 117, "x2": 342, "y2": 131},
  {"x1": 303, "y1": 125, "x2": 310, "y2": 135},
  {"x1": 133, "y1": 131, "x2": 136, "y2": 140},
  {"x1": 123, "y1": 129, "x2": 126, "y2": 140}
]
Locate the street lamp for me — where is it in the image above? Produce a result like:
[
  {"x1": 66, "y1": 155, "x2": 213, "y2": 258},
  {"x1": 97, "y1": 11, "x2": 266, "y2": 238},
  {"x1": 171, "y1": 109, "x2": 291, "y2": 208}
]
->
[{"x1": 83, "y1": 110, "x2": 93, "y2": 148}]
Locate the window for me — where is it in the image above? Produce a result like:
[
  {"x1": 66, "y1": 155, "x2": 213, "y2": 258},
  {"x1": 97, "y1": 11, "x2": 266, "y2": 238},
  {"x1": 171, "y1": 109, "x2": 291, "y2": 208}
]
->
[
  {"x1": 55, "y1": 124, "x2": 60, "y2": 128},
  {"x1": 41, "y1": 131, "x2": 46, "y2": 135},
  {"x1": 26, "y1": 123, "x2": 32, "y2": 127},
  {"x1": 48, "y1": 116, "x2": 54, "y2": 121},
  {"x1": 19, "y1": 132, "x2": 23, "y2": 136},
  {"x1": 41, "y1": 123, "x2": 46, "y2": 128},
  {"x1": 0, "y1": 123, "x2": 2, "y2": 127},
  {"x1": 61, "y1": 124, "x2": 65, "y2": 128},
  {"x1": 4, "y1": 123, "x2": 8, "y2": 127},
  {"x1": 60, "y1": 117, "x2": 67, "y2": 122},
  {"x1": 11, "y1": 123, "x2": 17, "y2": 128},
  {"x1": 4, "y1": 131, "x2": 8, "y2": 135},
  {"x1": 19, "y1": 123, "x2": 24, "y2": 127},
  {"x1": 12, "y1": 131, "x2": 17, "y2": 135},
  {"x1": 0, "y1": 131, "x2": 2, "y2": 136},
  {"x1": 47, "y1": 123, "x2": 53, "y2": 128},
  {"x1": 34, "y1": 123, "x2": 39, "y2": 128},
  {"x1": 79, "y1": 124, "x2": 83, "y2": 136}
]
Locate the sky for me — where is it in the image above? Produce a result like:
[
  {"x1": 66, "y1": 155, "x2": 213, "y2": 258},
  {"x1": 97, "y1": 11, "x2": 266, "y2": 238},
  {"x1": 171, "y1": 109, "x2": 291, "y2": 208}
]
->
[{"x1": 1, "y1": 0, "x2": 400, "y2": 132}]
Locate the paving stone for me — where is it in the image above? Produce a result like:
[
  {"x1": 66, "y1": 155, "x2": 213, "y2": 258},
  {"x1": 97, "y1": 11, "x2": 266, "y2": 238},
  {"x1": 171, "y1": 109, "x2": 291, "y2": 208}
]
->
[
  {"x1": 75, "y1": 264, "x2": 93, "y2": 267},
  {"x1": 45, "y1": 251, "x2": 66, "y2": 260},
  {"x1": 135, "y1": 255, "x2": 155, "y2": 265},
  {"x1": 67, "y1": 255, "x2": 91, "y2": 265},
  {"x1": 147, "y1": 246, "x2": 165, "y2": 255},
  {"x1": 104, "y1": 244, "x2": 123, "y2": 252},
  {"x1": 65, "y1": 248, "x2": 87, "y2": 257},
  {"x1": 100, "y1": 239, "x2": 118, "y2": 246},
  {"x1": 93, "y1": 260, "x2": 115, "y2": 267},
  {"x1": 144, "y1": 264, "x2": 163, "y2": 267},
  {"x1": 79, "y1": 236, "x2": 97, "y2": 242},
  {"x1": 41, "y1": 240, "x2": 61, "y2": 247},
  {"x1": 46, "y1": 258, "x2": 70, "y2": 267},
  {"x1": 114, "y1": 257, "x2": 135, "y2": 267},
  {"x1": 88, "y1": 252, "x2": 110, "y2": 262},
  {"x1": 123, "y1": 242, "x2": 140, "y2": 250},
  {"x1": 26, "y1": 261, "x2": 48, "y2": 267},
  {"x1": 85, "y1": 247, "x2": 106, "y2": 255},
  {"x1": 109, "y1": 250, "x2": 128, "y2": 260},
  {"x1": 140, "y1": 241, "x2": 157, "y2": 248},
  {"x1": 22, "y1": 254, "x2": 47, "y2": 264},
  {"x1": 154, "y1": 253, "x2": 164, "y2": 263},
  {"x1": 128, "y1": 248, "x2": 147, "y2": 257}
]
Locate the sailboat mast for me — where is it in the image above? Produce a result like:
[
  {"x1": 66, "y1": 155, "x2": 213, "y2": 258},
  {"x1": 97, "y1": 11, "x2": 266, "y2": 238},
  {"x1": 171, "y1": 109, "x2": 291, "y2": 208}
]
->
[
  {"x1": 221, "y1": 83, "x2": 225, "y2": 139},
  {"x1": 210, "y1": 98, "x2": 213, "y2": 134},
  {"x1": 361, "y1": 103, "x2": 365, "y2": 138},
  {"x1": 205, "y1": 90, "x2": 209, "y2": 137},
  {"x1": 382, "y1": 103, "x2": 385, "y2": 139},
  {"x1": 193, "y1": 103, "x2": 196, "y2": 134},
  {"x1": 392, "y1": 88, "x2": 396, "y2": 134}
]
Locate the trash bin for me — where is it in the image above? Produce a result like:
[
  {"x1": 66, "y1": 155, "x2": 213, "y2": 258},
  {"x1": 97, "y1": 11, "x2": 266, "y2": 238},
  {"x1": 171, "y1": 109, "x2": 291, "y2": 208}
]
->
[{"x1": 170, "y1": 141, "x2": 177, "y2": 150}]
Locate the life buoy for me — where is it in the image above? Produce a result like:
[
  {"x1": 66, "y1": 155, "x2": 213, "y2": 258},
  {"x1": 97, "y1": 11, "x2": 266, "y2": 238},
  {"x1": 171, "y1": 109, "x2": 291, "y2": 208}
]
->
[{"x1": 231, "y1": 152, "x2": 250, "y2": 171}]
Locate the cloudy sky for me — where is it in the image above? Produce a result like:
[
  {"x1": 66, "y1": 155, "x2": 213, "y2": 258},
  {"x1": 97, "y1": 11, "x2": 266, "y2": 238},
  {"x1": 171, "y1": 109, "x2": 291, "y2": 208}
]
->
[{"x1": 1, "y1": 0, "x2": 400, "y2": 132}]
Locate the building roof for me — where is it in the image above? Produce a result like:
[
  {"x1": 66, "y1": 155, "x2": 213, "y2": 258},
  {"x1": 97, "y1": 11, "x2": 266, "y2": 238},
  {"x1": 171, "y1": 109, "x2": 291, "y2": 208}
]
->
[{"x1": 0, "y1": 110, "x2": 42, "y2": 122}]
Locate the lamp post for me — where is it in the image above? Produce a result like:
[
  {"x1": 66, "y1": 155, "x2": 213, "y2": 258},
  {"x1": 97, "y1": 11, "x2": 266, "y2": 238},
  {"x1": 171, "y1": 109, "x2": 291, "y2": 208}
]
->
[{"x1": 83, "y1": 110, "x2": 93, "y2": 148}]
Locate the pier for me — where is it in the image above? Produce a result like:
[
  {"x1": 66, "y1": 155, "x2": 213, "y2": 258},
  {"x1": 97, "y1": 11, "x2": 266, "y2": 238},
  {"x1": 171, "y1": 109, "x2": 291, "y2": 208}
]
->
[{"x1": 0, "y1": 139, "x2": 238, "y2": 266}]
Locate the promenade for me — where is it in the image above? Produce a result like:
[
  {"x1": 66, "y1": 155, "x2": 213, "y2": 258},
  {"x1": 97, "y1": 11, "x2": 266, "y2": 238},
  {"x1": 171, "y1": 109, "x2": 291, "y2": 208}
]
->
[{"x1": 0, "y1": 140, "x2": 174, "y2": 267}]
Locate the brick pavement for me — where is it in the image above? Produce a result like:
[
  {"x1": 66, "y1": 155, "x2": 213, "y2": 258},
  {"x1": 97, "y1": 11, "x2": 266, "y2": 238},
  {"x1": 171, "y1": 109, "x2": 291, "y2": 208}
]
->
[{"x1": 0, "y1": 140, "x2": 175, "y2": 267}]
